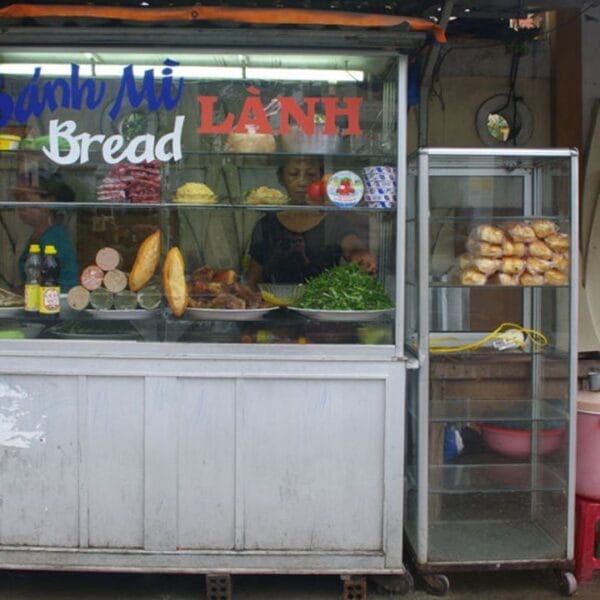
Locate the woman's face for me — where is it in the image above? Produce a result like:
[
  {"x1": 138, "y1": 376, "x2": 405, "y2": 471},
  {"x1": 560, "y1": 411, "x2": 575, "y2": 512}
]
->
[
  {"x1": 15, "y1": 187, "x2": 51, "y2": 227},
  {"x1": 280, "y1": 158, "x2": 321, "y2": 204}
]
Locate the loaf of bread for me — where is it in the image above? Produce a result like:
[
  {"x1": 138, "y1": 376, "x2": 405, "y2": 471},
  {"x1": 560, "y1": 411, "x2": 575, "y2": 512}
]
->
[
  {"x1": 500, "y1": 256, "x2": 526, "y2": 275},
  {"x1": 526, "y1": 256, "x2": 553, "y2": 275},
  {"x1": 162, "y1": 246, "x2": 188, "y2": 317},
  {"x1": 545, "y1": 232, "x2": 570, "y2": 252},
  {"x1": 466, "y1": 239, "x2": 503, "y2": 258},
  {"x1": 226, "y1": 132, "x2": 276, "y2": 153},
  {"x1": 531, "y1": 219, "x2": 558, "y2": 239},
  {"x1": 129, "y1": 230, "x2": 161, "y2": 292},
  {"x1": 460, "y1": 268, "x2": 487, "y2": 285},
  {"x1": 553, "y1": 253, "x2": 569, "y2": 273},
  {"x1": 520, "y1": 272, "x2": 544, "y2": 286},
  {"x1": 490, "y1": 272, "x2": 520, "y2": 286},
  {"x1": 470, "y1": 224, "x2": 505, "y2": 245},
  {"x1": 544, "y1": 269, "x2": 568, "y2": 285},
  {"x1": 502, "y1": 239, "x2": 527, "y2": 257},
  {"x1": 528, "y1": 239, "x2": 553, "y2": 261},
  {"x1": 471, "y1": 257, "x2": 501, "y2": 275},
  {"x1": 505, "y1": 222, "x2": 536, "y2": 243}
]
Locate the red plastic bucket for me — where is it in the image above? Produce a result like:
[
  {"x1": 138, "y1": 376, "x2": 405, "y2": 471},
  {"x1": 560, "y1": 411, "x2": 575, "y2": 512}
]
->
[{"x1": 576, "y1": 391, "x2": 600, "y2": 500}]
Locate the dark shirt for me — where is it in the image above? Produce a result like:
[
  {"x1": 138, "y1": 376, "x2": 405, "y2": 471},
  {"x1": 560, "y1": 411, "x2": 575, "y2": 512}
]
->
[
  {"x1": 19, "y1": 223, "x2": 80, "y2": 291},
  {"x1": 249, "y1": 213, "x2": 355, "y2": 283}
]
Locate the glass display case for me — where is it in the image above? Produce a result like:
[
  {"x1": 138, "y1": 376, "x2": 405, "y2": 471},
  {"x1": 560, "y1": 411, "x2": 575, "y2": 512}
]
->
[
  {"x1": 404, "y1": 148, "x2": 578, "y2": 594},
  {"x1": 0, "y1": 49, "x2": 401, "y2": 345}
]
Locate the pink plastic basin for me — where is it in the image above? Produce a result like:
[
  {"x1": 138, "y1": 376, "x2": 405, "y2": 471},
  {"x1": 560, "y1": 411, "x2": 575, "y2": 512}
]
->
[{"x1": 480, "y1": 424, "x2": 565, "y2": 458}]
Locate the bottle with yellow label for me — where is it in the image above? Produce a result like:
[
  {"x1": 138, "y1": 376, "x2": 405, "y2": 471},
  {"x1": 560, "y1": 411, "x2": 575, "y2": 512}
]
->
[
  {"x1": 24, "y1": 243, "x2": 42, "y2": 312},
  {"x1": 39, "y1": 245, "x2": 60, "y2": 316}
]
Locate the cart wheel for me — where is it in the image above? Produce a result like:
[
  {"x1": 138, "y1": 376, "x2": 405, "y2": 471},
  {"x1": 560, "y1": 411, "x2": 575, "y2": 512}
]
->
[
  {"x1": 369, "y1": 572, "x2": 414, "y2": 595},
  {"x1": 555, "y1": 570, "x2": 577, "y2": 596},
  {"x1": 422, "y1": 573, "x2": 450, "y2": 596}
]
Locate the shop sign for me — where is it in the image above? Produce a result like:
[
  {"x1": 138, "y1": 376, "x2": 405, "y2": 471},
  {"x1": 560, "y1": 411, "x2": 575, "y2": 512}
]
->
[{"x1": 0, "y1": 61, "x2": 362, "y2": 165}]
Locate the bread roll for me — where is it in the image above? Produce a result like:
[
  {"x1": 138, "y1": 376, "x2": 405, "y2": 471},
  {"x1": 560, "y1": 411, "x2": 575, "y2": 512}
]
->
[
  {"x1": 520, "y1": 272, "x2": 544, "y2": 286},
  {"x1": 471, "y1": 257, "x2": 500, "y2": 275},
  {"x1": 129, "y1": 230, "x2": 161, "y2": 292},
  {"x1": 544, "y1": 269, "x2": 568, "y2": 285},
  {"x1": 460, "y1": 269, "x2": 487, "y2": 285},
  {"x1": 490, "y1": 272, "x2": 520, "y2": 286},
  {"x1": 458, "y1": 253, "x2": 472, "y2": 270},
  {"x1": 500, "y1": 256, "x2": 526, "y2": 275},
  {"x1": 502, "y1": 239, "x2": 526, "y2": 257},
  {"x1": 528, "y1": 239, "x2": 553, "y2": 261},
  {"x1": 526, "y1": 256, "x2": 553, "y2": 275},
  {"x1": 470, "y1": 224, "x2": 505, "y2": 245},
  {"x1": 505, "y1": 222, "x2": 536, "y2": 243},
  {"x1": 466, "y1": 239, "x2": 503, "y2": 258},
  {"x1": 545, "y1": 232, "x2": 570, "y2": 252},
  {"x1": 553, "y1": 252, "x2": 569, "y2": 273},
  {"x1": 531, "y1": 219, "x2": 558, "y2": 239},
  {"x1": 163, "y1": 246, "x2": 188, "y2": 317}
]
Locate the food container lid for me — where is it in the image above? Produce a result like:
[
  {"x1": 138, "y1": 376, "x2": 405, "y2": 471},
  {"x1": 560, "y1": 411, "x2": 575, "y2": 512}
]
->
[
  {"x1": 577, "y1": 390, "x2": 600, "y2": 413},
  {"x1": 0, "y1": 134, "x2": 22, "y2": 141}
]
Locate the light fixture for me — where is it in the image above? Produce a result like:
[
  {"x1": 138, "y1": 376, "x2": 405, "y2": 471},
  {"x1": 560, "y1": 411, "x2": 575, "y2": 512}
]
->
[{"x1": 0, "y1": 63, "x2": 362, "y2": 82}]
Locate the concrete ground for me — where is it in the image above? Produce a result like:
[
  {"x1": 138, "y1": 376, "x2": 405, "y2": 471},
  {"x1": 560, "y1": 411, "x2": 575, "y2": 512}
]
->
[{"x1": 0, "y1": 569, "x2": 599, "y2": 599}]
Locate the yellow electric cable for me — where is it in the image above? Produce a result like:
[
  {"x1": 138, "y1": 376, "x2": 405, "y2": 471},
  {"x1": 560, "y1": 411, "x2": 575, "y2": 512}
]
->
[{"x1": 429, "y1": 322, "x2": 548, "y2": 354}]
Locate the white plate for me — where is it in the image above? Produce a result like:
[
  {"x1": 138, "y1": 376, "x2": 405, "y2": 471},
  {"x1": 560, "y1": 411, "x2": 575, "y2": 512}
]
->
[
  {"x1": 185, "y1": 307, "x2": 278, "y2": 321},
  {"x1": 289, "y1": 307, "x2": 394, "y2": 322}
]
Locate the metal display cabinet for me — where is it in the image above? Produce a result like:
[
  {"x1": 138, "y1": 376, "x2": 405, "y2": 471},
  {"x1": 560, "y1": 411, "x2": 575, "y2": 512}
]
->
[
  {"x1": 0, "y1": 21, "x2": 420, "y2": 596},
  {"x1": 404, "y1": 148, "x2": 579, "y2": 595}
]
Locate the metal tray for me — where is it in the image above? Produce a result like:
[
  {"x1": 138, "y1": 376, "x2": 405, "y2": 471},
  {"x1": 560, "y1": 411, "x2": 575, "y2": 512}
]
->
[
  {"x1": 288, "y1": 307, "x2": 394, "y2": 322},
  {"x1": 0, "y1": 306, "x2": 24, "y2": 318},
  {"x1": 84, "y1": 308, "x2": 161, "y2": 320},
  {"x1": 184, "y1": 306, "x2": 278, "y2": 321}
]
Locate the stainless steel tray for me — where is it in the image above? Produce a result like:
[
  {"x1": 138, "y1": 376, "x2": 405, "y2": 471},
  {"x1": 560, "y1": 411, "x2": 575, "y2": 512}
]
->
[
  {"x1": 288, "y1": 307, "x2": 394, "y2": 322},
  {"x1": 83, "y1": 308, "x2": 161, "y2": 320},
  {"x1": 184, "y1": 306, "x2": 278, "y2": 321}
]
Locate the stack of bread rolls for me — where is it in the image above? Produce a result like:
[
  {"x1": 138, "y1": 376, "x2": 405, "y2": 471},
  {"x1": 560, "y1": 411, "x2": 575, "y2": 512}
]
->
[{"x1": 458, "y1": 220, "x2": 569, "y2": 286}]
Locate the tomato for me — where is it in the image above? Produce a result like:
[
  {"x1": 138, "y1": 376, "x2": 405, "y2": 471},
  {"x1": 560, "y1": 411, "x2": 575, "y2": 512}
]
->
[{"x1": 307, "y1": 180, "x2": 324, "y2": 204}]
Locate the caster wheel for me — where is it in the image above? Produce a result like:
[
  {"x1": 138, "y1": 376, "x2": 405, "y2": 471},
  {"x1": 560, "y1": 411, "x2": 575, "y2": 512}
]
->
[
  {"x1": 422, "y1": 573, "x2": 450, "y2": 596},
  {"x1": 555, "y1": 570, "x2": 577, "y2": 596}
]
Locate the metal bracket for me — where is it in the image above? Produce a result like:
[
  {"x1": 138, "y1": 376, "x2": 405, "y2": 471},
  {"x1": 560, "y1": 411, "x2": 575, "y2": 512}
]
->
[{"x1": 341, "y1": 575, "x2": 367, "y2": 600}]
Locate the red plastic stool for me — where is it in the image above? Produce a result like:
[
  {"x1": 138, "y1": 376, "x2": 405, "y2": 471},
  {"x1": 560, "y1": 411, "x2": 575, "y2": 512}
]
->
[{"x1": 575, "y1": 495, "x2": 600, "y2": 583}]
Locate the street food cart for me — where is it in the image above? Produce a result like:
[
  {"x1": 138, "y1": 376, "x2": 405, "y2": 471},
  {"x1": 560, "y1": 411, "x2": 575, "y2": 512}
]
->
[{"x1": 0, "y1": 4, "x2": 443, "y2": 597}]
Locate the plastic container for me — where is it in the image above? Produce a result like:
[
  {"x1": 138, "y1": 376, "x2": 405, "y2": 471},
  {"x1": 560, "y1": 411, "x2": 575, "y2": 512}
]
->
[
  {"x1": 480, "y1": 423, "x2": 565, "y2": 458},
  {"x1": 0, "y1": 134, "x2": 21, "y2": 150},
  {"x1": 576, "y1": 390, "x2": 600, "y2": 500}
]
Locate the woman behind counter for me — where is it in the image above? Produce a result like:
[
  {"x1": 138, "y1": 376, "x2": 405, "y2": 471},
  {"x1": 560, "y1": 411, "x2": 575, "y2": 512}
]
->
[
  {"x1": 246, "y1": 156, "x2": 376, "y2": 288},
  {"x1": 16, "y1": 170, "x2": 79, "y2": 291}
]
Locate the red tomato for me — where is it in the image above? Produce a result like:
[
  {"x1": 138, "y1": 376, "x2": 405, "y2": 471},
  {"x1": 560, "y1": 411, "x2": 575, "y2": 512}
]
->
[{"x1": 307, "y1": 180, "x2": 324, "y2": 204}]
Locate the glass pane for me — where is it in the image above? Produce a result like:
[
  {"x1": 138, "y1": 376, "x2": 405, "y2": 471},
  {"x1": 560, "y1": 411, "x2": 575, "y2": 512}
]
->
[{"x1": 0, "y1": 50, "x2": 400, "y2": 343}]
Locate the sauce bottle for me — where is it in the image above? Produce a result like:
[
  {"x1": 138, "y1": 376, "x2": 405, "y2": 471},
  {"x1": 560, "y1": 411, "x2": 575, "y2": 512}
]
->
[
  {"x1": 39, "y1": 244, "x2": 61, "y2": 316},
  {"x1": 24, "y1": 243, "x2": 42, "y2": 312}
]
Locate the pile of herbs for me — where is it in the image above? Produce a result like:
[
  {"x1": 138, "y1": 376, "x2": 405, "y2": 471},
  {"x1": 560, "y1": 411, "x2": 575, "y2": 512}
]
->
[{"x1": 296, "y1": 263, "x2": 393, "y2": 311}]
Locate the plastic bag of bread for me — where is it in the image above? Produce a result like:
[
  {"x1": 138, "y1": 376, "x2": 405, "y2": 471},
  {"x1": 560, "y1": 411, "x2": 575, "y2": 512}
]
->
[
  {"x1": 490, "y1": 272, "x2": 520, "y2": 285},
  {"x1": 526, "y1": 256, "x2": 553, "y2": 275},
  {"x1": 162, "y1": 246, "x2": 188, "y2": 317},
  {"x1": 460, "y1": 268, "x2": 487, "y2": 285},
  {"x1": 458, "y1": 253, "x2": 472, "y2": 270},
  {"x1": 505, "y1": 222, "x2": 536, "y2": 243},
  {"x1": 500, "y1": 256, "x2": 526, "y2": 275},
  {"x1": 471, "y1": 257, "x2": 500, "y2": 275},
  {"x1": 469, "y1": 224, "x2": 505, "y2": 245},
  {"x1": 129, "y1": 230, "x2": 161, "y2": 292},
  {"x1": 545, "y1": 232, "x2": 570, "y2": 253},
  {"x1": 531, "y1": 219, "x2": 558, "y2": 239},
  {"x1": 502, "y1": 239, "x2": 526, "y2": 257},
  {"x1": 466, "y1": 239, "x2": 503, "y2": 258},
  {"x1": 544, "y1": 269, "x2": 568, "y2": 286},
  {"x1": 553, "y1": 253, "x2": 569, "y2": 273},
  {"x1": 520, "y1": 272, "x2": 544, "y2": 286},
  {"x1": 528, "y1": 239, "x2": 553, "y2": 261}
]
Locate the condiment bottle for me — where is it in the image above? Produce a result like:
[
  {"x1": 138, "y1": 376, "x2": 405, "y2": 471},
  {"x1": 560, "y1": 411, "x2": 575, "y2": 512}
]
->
[
  {"x1": 24, "y1": 243, "x2": 42, "y2": 312},
  {"x1": 39, "y1": 244, "x2": 60, "y2": 316}
]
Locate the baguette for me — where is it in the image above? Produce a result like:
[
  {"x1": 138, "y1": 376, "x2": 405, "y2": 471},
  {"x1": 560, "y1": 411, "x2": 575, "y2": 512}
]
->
[
  {"x1": 129, "y1": 230, "x2": 161, "y2": 292},
  {"x1": 163, "y1": 246, "x2": 188, "y2": 317}
]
